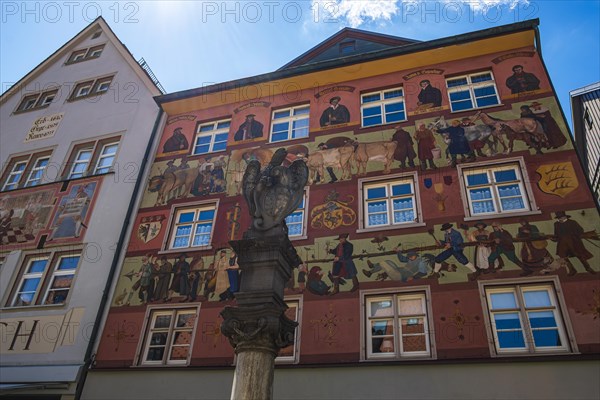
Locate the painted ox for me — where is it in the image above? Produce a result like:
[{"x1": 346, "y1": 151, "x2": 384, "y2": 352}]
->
[
  {"x1": 148, "y1": 167, "x2": 199, "y2": 206},
  {"x1": 473, "y1": 111, "x2": 547, "y2": 154},
  {"x1": 305, "y1": 144, "x2": 354, "y2": 184},
  {"x1": 353, "y1": 140, "x2": 398, "y2": 175}
]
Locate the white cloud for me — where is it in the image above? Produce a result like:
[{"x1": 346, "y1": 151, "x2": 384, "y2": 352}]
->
[
  {"x1": 311, "y1": 0, "x2": 401, "y2": 28},
  {"x1": 447, "y1": 0, "x2": 529, "y2": 12}
]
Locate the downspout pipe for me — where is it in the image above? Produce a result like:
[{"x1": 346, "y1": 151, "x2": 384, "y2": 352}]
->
[{"x1": 74, "y1": 108, "x2": 165, "y2": 400}]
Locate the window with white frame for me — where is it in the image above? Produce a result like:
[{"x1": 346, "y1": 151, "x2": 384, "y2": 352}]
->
[
  {"x1": 168, "y1": 205, "x2": 216, "y2": 249},
  {"x1": 24, "y1": 156, "x2": 50, "y2": 187},
  {"x1": 15, "y1": 89, "x2": 59, "y2": 113},
  {"x1": 66, "y1": 44, "x2": 105, "y2": 64},
  {"x1": 69, "y1": 76, "x2": 114, "y2": 101},
  {"x1": 6, "y1": 252, "x2": 81, "y2": 307},
  {"x1": 362, "y1": 177, "x2": 419, "y2": 229},
  {"x1": 461, "y1": 163, "x2": 530, "y2": 217},
  {"x1": 364, "y1": 291, "x2": 432, "y2": 359},
  {"x1": 270, "y1": 105, "x2": 310, "y2": 142},
  {"x1": 68, "y1": 148, "x2": 94, "y2": 179},
  {"x1": 94, "y1": 142, "x2": 119, "y2": 174},
  {"x1": 193, "y1": 119, "x2": 230, "y2": 155},
  {"x1": 140, "y1": 308, "x2": 198, "y2": 365},
  {"x1": 276, "y1": 299, "x2": 301, "y2": 363},
  {"x1": 285, "y1": 191, "x2": 307, "y2": 237},
  {"x1": 1, "y1": 151, "x2": 53, "y2": 191},
  {"x1": 361, "y1": 87, "x2": 406, "y2": 127},
  {"x1": 446, "y1": 71, "x2": 500, "y2": 112},
  {"x1": 484, "y1": 283, "x2": 571, "y2": 355}
]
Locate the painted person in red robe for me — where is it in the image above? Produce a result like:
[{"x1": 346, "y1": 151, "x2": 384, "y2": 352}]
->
[{"x1": 414, "y1": 124, "x2": 438, "y2": 170}]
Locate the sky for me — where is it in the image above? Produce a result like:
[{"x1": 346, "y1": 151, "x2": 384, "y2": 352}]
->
[{"x1": 1, "y1": 0, "x2": 599, "y2": 128}]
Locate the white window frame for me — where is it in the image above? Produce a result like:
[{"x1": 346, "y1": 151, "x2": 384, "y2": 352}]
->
[
  {"x1": 166, "y1": 203, "x2": 217, "y2": 251},
  {"x1": 270, "y1": 104, "x2": 310, "y2": 143},
  {"x1": 357, "y1": 172, "x2": 425, "y2": 233},
  {"x1": 15, "y1": 89, "x2": 59, "y2": 113},
  {"x1": 75, "y1": 83, "x2": 93, "y2": 98},
  {"x1": 360, "y1": 87, "x2": 407, "y2": 128},
  {"x1": 39, "y1": 91, "x2": 56, "y2": 106},
  {"x1": 479, "y1": 277, "x2": 576, "y2": 357},
  {"x1": 68, "y1": 148, "x2": 94, "y2": 179},
  {"x1": 361, "y1": 287, "x2": 435, "y2": 361},
  {"x1": 446, "y1": 71, "x2": 500, "y2": 112},
  {"x1": 24, "y1": 156, "x2": 50, "y2": 187},
  {"x1": 192, "y1": 119, "x2": 230, "y2": 155},
  {"x1": 138, "y1": 307, "x2": 199, "y2": 366},
  {"x1": 6, "y1": 251, "x2": 81, "y2": 308},
  {"x1": 275, "y1": 296, "x2": 302, "y2": 364},
  {"x1": 457, "y1": 157, "x2": 540, "y2": 221},
  {"x1": 87, "y1": 45, "x2": 104, "y2": 58},
  {"x1": 93, "y1": 141, "x2": 119, "y2": 174},
  {"x1": 285, "y1": 189, "x2": 308, "y2": 240},
  {"x1": 2, "y1": 160, "x2": 27, "y2": 191},
  {"x1": 95, "y1": 79, "x2": 112, "y2": 93}
]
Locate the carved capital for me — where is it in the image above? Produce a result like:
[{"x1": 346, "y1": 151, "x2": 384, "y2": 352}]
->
[{"x1": 220, "y1": 304, "x2": 297, "y2": 356}]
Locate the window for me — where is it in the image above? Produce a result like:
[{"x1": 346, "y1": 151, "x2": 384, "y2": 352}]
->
[
  {"x1": 0, "y1": 150, "x2": 53, "y2": 191},
  {"x1": 2, "y1": 161, "x2": 27, "y2": 191},
  {"x1": 361, "y1": 87, "x2": 406, "y2": 127},
  {"x1": 91, "y1": 30, "x2": 102, "y2": 39},
  {"x1": 24, "y1": 156, "x2": 50, "y2": 187},
  {"x1": 483, "y1": 282, "x2": 572, "y2": 355},
  {"x1": 446, "y1": 71, "x2": 500, "y2": 112},
  {"x1": 193, "y1": 119, "x2": 230, "y2": 155},
  {"x1": 364, "y1": 290, "x2": 433, "y2": 360},
  {"x1": 168, "y1": 205, "x2": 216, "y2": 249},
  {"x1": 339, "y1": 41, "x2": 356, "y2": 55},
  {"x1": 360, "y1": 174, "x2": 422, "y2": 230},
  {"x1": 94, "y1": 142, "x2": 119, "y2": 174},
  {"x1": 140, "y1": 308, "x2": 198, "y2": 365},
  {"x1": 276, "y1": 298, "x2": 301, "y2": 364},
  {"x1": 66, "y1": 44, "x2": 105, "y2": 64},
  {"x1": 63, "y1": 137, "x2": 120, "y2": 179},
  {"x1": 270, "y1": 105, "x2": 310, "y2": 142},
  {"x1": 460, "y1": 162, "x2": 531, "y2": 218},
  {"x1": 15, "y1": 89, "x2": 59, "y2": 113},
  {"x1": 69, "y1": 76, "x2": 114, "y2": 101},
  {"x1": 6, "y1": 252, "x2": 81, "y2": 307},
  {"x1": 285, "y1": 191, "x2": 307, "y2": 238}
]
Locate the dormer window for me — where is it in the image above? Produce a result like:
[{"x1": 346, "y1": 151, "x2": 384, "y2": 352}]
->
[
  {"x1": 66, "y1": 44, "x2": 105, "y2": 65},
  {"x1": 339, "y1": 41, "x2": 356, "y2": 55}
]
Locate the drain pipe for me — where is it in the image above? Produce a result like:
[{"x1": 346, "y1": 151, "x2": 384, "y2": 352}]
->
[{"x1": 74, "y1": 108, "x2": 164, "y2": 400}]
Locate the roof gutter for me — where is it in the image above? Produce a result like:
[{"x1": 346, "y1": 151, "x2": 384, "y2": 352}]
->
[
  {"x1": 74, "y1": 108, "x2": 165, "y2": 400},
  {"x1": 155, "y1": 18, "x2": 539, "y2": 106}
]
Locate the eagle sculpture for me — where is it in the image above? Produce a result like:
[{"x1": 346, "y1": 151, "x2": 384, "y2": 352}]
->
[{"x1": 242, "y1": 148, "x2": 308, "y2": 238}]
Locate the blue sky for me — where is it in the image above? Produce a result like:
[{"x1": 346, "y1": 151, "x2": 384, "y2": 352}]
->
[{"x1": 1, "y1": 1, "x2": 599, "y2": 127}]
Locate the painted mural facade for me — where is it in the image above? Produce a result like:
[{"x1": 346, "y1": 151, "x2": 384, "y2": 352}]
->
[{"x1": 93, "y1": 25, "x2": 599, "y2": 375}]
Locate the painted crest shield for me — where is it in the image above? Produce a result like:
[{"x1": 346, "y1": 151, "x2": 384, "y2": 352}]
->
[
  {"x1": 536, "y1": 162, "x2": 579, "y2": 198},
  {"x1": 137, "y1": 216, "x2": 164, "y2": 243}
]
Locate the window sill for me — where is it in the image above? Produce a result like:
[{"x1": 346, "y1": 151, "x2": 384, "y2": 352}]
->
[
  {"x1": 359, "y1": 120, "x2": 408, "y2": 130},
  {"x1": 0, "y1": 303, "x2": 68, "y2": 312},
  {"x1": 158, "y1": 246, "x2": 213, "y2": 255},
  {"x1": 357, "y1": 222, "x2": 426, "y2": 234},
  {"x1": 449, "y1": 103, "x2": 504, "y2": 114},
  {"x1": 13, "y1": 104, "x2": 51, "y2": 115},
  {"x1": 269, "y1": 135, "x2": 310, "y2": 144},
  {"x1": 65, "y1": 55, "x2": 100, "y2": 66},
  {"x1": 463, "y1": 210, "x2": 541, "y2": 222},
  {"x1": 361, "y1": 355, "x2": 435, "y2": 362},
  {"x1": 289, "y1": 235, "x2": 308, "y2": 242},
  {"x1": 67, "y1": 92, "x2": 108, "y2": 102},
  {"x1": 491, "y1": 349, "x2": 576, "y2": 358},
  {"x1": 130, "y1": 363, "x2": 190, "y2": 368}
]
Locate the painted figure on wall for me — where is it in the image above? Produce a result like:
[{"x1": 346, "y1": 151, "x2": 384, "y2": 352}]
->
[
  {"x1": 163, "y1": 127, "x2": 189, "y2": 153},
  {"x1": 529, "y1": 101, "x2": 567, "y2": 149},
  {"x1": 392, "y1": 127, "x2": 416, "y2": 169},
  {"x1": 48, "y1": 182, "x2": 95, "y2": 241},
  {"x1": 315, "y1": 143, "x2": 339, "y2": 183},
  {"x1": 505, "y1": 65, "x2": 540, "y2": 94},
  {"x1": 435, "y1": 120, "x2": 476, "y2": 167},
  {"x1": 214, "y1": 249, "x2": 231, "y2": 301},
  {"x1": 234, "y1": 114, "x2": 264, "y2": 141},
  {"x1": 417, "y1": 80, "x2": 442, "y2": 108},
  {"x1": 165, "y1": 253, "x2": 190, "y2": 302},
  {"x1": 320, "y1": 96, "x2": 350, "y2": 127},
  {"x1": 488, "y1": 222, "x2": 531, "y2": 276},
  {"x1": 516, "y1": 219, "x2": 552, "y2": 269},
  {"x1": 463, "y1": 221, "x2": 499, "y2": 272},
  {"x1": 154, "y1": 256, "x2": 173, "y2": 302},
  {"x1": 329, "y1": 233, "x2": 359, "y2": 294},
  {"x1": 0, "y1": 191, "x2": 53, "y2": 245},
  {"x1": 431, "y1": 223, "x2": 478, "y2": 278},
  {"x1": 307, "y1": 266, "x2": 330, "y2": 296},
  {"x1": 136, "y1": 254, "x2": 156, "y2": 303},
  {"x1": 186, "y1": 255, "x2": 205, "y2": 302},
  {"x1": 414, "y1": 124, "x2": 438, "y2": 170},
  {"x1": 363, "y1": 250, "x2": 432, "y2": 282},
  {"x1": 553, "y1": 211, "x2": 596, "y2": 274}
]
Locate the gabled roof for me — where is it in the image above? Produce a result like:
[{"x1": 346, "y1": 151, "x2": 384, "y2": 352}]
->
[
  {"x1": 0, "y1": 16, "x2": 163, "y2": 104},
  {"x1": 278, "y1": 27, "x2": 419, "y2": 70}
]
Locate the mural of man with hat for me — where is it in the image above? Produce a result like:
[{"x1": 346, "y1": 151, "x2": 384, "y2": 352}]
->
[
  {"x1": 163, "y1": 127, "x2": 189, "y2": 153},
  {"x1": 328, "y1": 233, "x2": 358, "y2": 294},
  {"x1": 432, "y1": 223, "x2": 478, "y2": 278},
  {"x1": 320, "y1": 96, "x2": 350, "y2": 127},
  {"x1": 488, "y1": 222, "x2": 532, "y2": 276},
  {"x1": 553, "y1": 211, "x2": 595, "y2": 274},
  {"x1": 505, "y1": 65, "x2": 540, "y2": 94},
  {"x1": 234, "y1": 114, "x2": 264, "y2": 141},
  {"x1": 435, "y1": 120, "x2": 475, "y2": 167}
]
